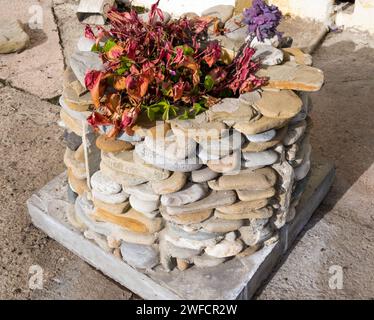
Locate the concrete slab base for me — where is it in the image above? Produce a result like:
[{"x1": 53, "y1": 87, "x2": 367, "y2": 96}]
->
[{"x1": 26, "y1": 158, "x2": 335, "y2": 300}]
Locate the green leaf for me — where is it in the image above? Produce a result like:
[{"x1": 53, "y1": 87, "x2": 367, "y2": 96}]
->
[
  {"x1": 178, "y1": 109, "x2": 194, "y2": 120},
  {"x1": 91, "y1": 43, "x2": 101, "y2": 53},
  {"x1": 204, "y1": 75, "x2": 214, "y2": 91},
  {"x1": 175, "y1": 45, "x2": 194, "y2": 56},
  {"x1": 193, "y1": 103, "x2": 207, "y2": 116},
  {"x1": 116, "y1": 67, "x2": 127, "y2": 75},
  {"x1": 103, "y1": 39, "x2": 116, "y2": 52}
]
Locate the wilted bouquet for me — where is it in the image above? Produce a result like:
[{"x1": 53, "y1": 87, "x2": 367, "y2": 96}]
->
[{"x1": 84, "y1": 1, "x2": 267, "y2": 137}]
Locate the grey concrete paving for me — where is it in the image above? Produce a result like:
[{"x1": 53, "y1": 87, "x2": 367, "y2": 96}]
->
[{"x1": 0, "y1": 0, "x2": 373, "y2": 299}]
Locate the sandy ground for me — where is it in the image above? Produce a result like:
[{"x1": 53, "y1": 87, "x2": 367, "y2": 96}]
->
[{"x1": 0, "y1": 1, "x2": 373, "y2": 300}]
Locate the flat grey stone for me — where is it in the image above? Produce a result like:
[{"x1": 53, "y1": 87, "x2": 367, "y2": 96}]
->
[
  {"x1": 70, "y1": 51, "x2": 104, "y2": 87},
  {"x1": 63, "y1": 130, "x2": 82, "y2": 151},
  {"x1": 245, "y1": 129, "x2": 276, "y2": 143},
  {"x1": 77, "y1": 36, "x2": 95, "y2": 52},
  {"x1": 67, "y1": 184, "x2": 78, "y2": 204},
  {"x1": 120, "y1": 242, "x2": 159, "y2": 270},
  {"x1": 91, "y1": 170, "x2": 122, "y2": 195},
  {"x1": 252, "y1": 45, "x2": 284, "y2": 66},
  {"x1": 283, "y1": 120, "x2": 307, "y2": 146},
  {"x1": 242, "y1": 150, "x2": 279, "y2": 168}
]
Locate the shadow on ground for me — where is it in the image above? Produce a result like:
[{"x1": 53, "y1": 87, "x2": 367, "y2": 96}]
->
[{"x1": 256, "y1": 32, "x2": 374, "y2": 299}]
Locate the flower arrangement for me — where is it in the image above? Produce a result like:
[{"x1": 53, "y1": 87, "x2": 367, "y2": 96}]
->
[
  {"x1": 84, "y1": 1, "x2": 267, "y2": 138},
  {"x1": 242, "y1": 0, "x2": 282, "y2": 42}
]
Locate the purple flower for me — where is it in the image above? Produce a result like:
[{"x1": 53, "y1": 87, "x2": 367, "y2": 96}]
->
[{"x1": 243, "y1": 0, "x2": 282, "y2": 42}]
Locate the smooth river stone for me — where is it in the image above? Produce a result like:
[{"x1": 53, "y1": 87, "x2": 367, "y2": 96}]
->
[
  {"x1": 254, "y1": 90, "x2": 302, "y2": 119},
  {"x1": 151, "y1": 171, "x2": 187, "y2": 195},
  {"x1": 239, "y1": 90, "x2": 262, "y2": 106},
  {"x1": 250, "y1": 34, "x2": 280, "y2": 49},
  {"x1": 290, "y1": 135, "x2": 311, "y2": 167},
  {"x1": 129, "y1": 195, "x2": 160, "y2": 214},
  {"x1": 135, "y1": 142, "x2": 202, "y2": 172},
  {"x1": 67, "y1": 169, "x2": 89, "y2": 196},
  {"x1": 191, "y1": 167, "x2": 220, "y2": 183},
  {"x1": 91, "y1": 170, "x2": 122, "y2": 195},
  {"x1": 161, "y1": 183, "x2": 208, "y2": 206},
  {"x1": 234, "y1": 116, "x2": 289, "y2": 135},
  {"x1": 236, "y1": 187, "x2": 276, "y2": 202},
  {"x1": 283, "y1": 120, "x2": 307, "y2": 146},
  {"x1": 214, "y1": 206, "x2": 274, "y2": 220},
  {"x1": 245, "y1": 129, "x2": 276, "y2": 143},
  {"x1": 122, "y1": 209, "x2": 163, "y2": 233},
  {"x1": 123, "y1": 183, "x2": 159, "y2": 202},
  {"x1": 256, "y1": 62, "x2": 324, "y2": 92},
  {"x1": 217, "y1": 199, "x2": 269, "y2": 215},
  {"x1": 93, "y1": 198, "x2": 129, "y2": 215},
  {"x1": 193, "y1": 254, "x2": 226, "y2": 268},
  {"x1": 242, "y1": 150, "x2": 279, "y2": 168},
  {"x1": 170, "y1": 116, "x2": 227, "y2": 140},
  {"x1": 239, "y1": 225, "x2": 273, "y2": 247},
  {"x1": 161, "y1": 209, "x2": 213, "y2": 225},
  {"x1": 201, "y1": 216, "x2": 244, "y2": 233},
  {"x1": 64, "y1": 148, "x2": 86, "y2": 179},
  {"x1": 92, "y1": 189, "x2": 129, "y2": 205},
  {"x1": 165, "y1": 190, "x2": 237, "y2": 215},
  {"x1": 101, "y1": 150, "x2": 170, "y2": 181},
  {"x1": 77, "y1": 36, "x2": 95, "y2": 52},
  {"x1": 208, "y1": 167, "x2": 277, "y2": 191},
  {"x1": 96, "y1": 135, "x2": 133, "y2": 153},
  {"x1": 164, "y1": 231, "x2": 218, "y2": 251},
  {"x1": 252, "y1": 45, "x2": 284, "y2": 66},
  {"x1": 198, "y1": 148, "x2": 220, "y2": 164},
  {"x1": 144, "y1": 133, "x2": 197, "y2": 161},
  {"x1": 167, "y1": 224, "x2": 219, "y2": 241},
  {"x1": 92, "y1": 208, "x2": 148, "y2": 233},
  {"x1": 294, "y1": 158, "x2": 311, "y2": 181},
  {"x1": 207, "y1": 151, "x2": 241, "y2": 174},
  {"x1": 204, "y1": 238, "x2": 243, "y2": 258},
  {"x1": 242, "y1": 125, "x2": 288, "y2": 152},
  {"x1": 290, "y1": 93, "x2": 312, "y2": 124},
  {"x1": 100, "y1": 161, "x2": 148, "y2": 187},
  {"x1": 198, "y1": 130, "x2": 244, "y2": 156},
  {"x1": 207, "y1": 98, "x2": 256, "y2": 122},
  {"x1": 120, "y1": 242, "x2": 159, "y2": 269}
]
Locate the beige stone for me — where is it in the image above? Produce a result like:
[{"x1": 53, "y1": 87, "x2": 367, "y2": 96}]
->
[
  {"x1": 256, "y1": 62, "x2": 324, "y2": 92},
  {"x1": 208, "y1": 168, "x2": 277, "y2": 191},
  {"x1": 177, "y1": 259, "x2": 190, "y2": 271},
  {"x1": 283, "y1": 47, "x2": 313, "y2": 66},
  {"x1": 63, "y1": 67, "x2": 87, "y2": 97},
  {"x1": 217, "y1": 199, "x2": 269, "y2": 214},
  {"x1": 96, "y1": 135, "x2": 133, "y2": 153},
  {"x1": 123, "y1": 209, "x2": 163, "y2": 234},
  {"x1": 202, "y1": 216, "x2": 244, "y2": 233},
  {"x1": 234, "y1": 116, "x2": 289, "y2": 135},
  {"x1": 151, "y1": 171, "x2": 187, "y2": 195},
  {"x1": 64, "y1": 148, "x2": 86, "y2": 179},
  {"x1": 92, "y1": 208, "x2": 149, "y2": 233},
  {"x1": 255, "y1": 90, "x2": 302, "y2": 119},
  {"x1": 165, "y1": 190, "x2": 237, "y2": 215},
  {"x1": 100, "y1": 161, "x2": 148, "y2": 187},
  {"x1": 214, "y1": 206, "x2": 274, "y2": 220},
  {"x1": 101, "y1": 150, "x2": 170, "y2": 181},
  {"x1": 242, "y1": 125, "x2": 288, "y2": 152},
  {"x1": 93, "y1": 198, "x2": 130, "y2": 215},
  {"x1": 237, "y1": 244, "x2": 262, "y2": 258},
  {"x1": 74, "y1": 144, "x2": 85, "y2": 163},
  {"x1": 67, "y1": 168, "x2": 89, "y2": 196},
  {"x1": 161, "y1": 208, "x2": 213, "y2": 225},
  {"x1": 60, "y1": 109, "x2": 83, "y2": 137},
  {"x1": 207, "y1": 151, "x2": 241, "y2": 174},
  {"x1": 237, "y1": 187, "x2": 276, "y2": 201}
]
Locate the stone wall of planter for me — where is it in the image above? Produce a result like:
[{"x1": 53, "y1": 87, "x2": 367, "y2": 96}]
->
[{"x1": 60, "y1": 3, "x2": 324, "y2": 271}]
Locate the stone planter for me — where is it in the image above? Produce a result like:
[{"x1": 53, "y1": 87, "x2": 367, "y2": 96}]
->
[{"x1": 60, "y1": 4, "x2": 324, "y2": 273}]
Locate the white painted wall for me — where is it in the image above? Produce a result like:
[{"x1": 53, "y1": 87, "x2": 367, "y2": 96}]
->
[{"x1": 336, "y1": 0, "x2": 374, "y2": 33}]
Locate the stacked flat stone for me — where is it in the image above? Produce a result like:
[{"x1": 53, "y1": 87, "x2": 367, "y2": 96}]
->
[{"x1": 59, "y1": 4, "x2": 324, "y2": 271}]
